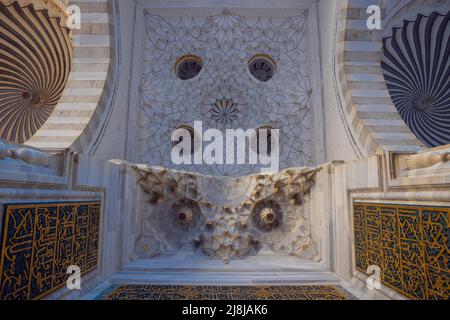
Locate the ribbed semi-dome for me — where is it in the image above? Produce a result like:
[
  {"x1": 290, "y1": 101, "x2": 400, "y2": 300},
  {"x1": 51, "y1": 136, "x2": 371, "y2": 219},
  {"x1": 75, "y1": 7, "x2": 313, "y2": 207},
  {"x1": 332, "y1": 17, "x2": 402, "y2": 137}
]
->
[
  {"x1": 0, "y1": 1, "x2": 72, "y2": 143},
  {"x1": 382, "y1": 11, "x2": 450, "y2": 147}
]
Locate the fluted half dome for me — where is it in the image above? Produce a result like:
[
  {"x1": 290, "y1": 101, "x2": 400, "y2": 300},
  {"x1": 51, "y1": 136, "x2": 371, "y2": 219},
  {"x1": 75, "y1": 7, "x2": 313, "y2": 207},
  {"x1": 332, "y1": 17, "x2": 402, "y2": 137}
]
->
[
  {"x1": 382, "y1": 12, "x2": 450, "y2": 147},
  {"x1": 0, "y1": 1, "x2": 72, "y2": 143}
]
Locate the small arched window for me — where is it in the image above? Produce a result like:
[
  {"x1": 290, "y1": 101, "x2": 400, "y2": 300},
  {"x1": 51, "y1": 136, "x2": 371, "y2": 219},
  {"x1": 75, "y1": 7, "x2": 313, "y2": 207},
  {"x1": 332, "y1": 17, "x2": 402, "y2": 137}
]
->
[
  {"x1": 174, "y1": 55, "x2": 203, "y2": 80},
  {"x1": 248, "y1": 54, "x2": 276, "y2": 82},
  {"x1": 172, "y1": 125, "x2": 197, "y2": 155}
]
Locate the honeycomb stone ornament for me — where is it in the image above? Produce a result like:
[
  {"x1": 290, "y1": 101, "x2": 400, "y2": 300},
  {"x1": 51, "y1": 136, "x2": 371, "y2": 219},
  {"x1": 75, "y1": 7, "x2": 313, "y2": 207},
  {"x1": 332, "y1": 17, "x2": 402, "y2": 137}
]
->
[
  {"x1": 200, "y1": 211, "x2": 256, "y2": 264},
  {"x1": 133, "y1": 165, "x2": 320, "y2": 261}
]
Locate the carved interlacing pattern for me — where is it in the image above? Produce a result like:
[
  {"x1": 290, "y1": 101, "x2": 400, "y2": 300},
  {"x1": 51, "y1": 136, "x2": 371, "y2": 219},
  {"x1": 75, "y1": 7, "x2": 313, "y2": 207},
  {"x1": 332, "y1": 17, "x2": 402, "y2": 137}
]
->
[
  {"x1": 354, "y1": 203, "x2": 449, "y2": 300},
  {"x1": 138, "y1": 10, "x2": 312, "y2": 176},
  {"x1": 0, "y1": 202, "x2": 101, "y2": 300}
]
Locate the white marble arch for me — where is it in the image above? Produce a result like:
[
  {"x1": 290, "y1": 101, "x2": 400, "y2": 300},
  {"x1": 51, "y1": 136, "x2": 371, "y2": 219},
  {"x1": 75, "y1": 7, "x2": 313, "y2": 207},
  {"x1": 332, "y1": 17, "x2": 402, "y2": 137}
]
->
[{"x1": 124, "y1": 0, "x2": 325, "y2": 177}]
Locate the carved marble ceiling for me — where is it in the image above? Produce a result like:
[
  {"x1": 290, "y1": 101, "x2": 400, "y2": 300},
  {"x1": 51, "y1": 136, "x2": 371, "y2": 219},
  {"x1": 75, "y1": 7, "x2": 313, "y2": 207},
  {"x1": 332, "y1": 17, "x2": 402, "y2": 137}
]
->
[{"x1": 137, "y1": 9, "x2": 313, "y2": 176}]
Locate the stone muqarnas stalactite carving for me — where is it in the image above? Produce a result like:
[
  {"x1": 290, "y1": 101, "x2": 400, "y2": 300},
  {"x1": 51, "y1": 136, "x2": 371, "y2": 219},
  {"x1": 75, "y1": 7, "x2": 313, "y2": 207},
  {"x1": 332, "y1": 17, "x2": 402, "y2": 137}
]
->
[
  {"x1": 382, "y1": 11, "x2": 450, "y2": 147},
  {"x1": 200, "y1": 209, "x2": 257, "y2": 264},
  {"x1": 134, "y1": 168, "x2": 205, "y2": 257},
  {"x1": 0, "y1": 2, "x2": 72, "y2": 143},
  {"x1": 133, "y1": 165, "x2": 320, "y2": 263},
  {"x1": 243, "y1": 168, "x2": 319, "y2": 258}
]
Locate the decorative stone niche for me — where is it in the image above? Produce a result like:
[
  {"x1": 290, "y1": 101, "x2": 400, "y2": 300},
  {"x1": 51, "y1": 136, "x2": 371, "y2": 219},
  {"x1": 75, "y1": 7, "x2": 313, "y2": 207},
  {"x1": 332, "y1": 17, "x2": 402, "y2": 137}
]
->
[{"x1": 132, "y1": 165, "x2": 320, "y2": 264}]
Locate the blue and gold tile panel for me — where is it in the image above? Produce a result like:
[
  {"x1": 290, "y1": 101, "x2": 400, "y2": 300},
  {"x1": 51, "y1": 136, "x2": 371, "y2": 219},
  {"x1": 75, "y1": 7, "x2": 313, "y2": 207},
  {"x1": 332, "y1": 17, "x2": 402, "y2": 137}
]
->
[
  {"x1": 0, "y1": 202, "x2": 101, "y2": 300},
  {"x1": 353, "y1": 203, "x2": 449, "y2": 300}
]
